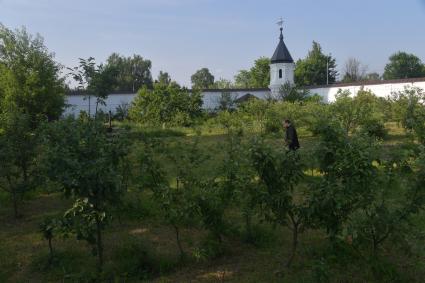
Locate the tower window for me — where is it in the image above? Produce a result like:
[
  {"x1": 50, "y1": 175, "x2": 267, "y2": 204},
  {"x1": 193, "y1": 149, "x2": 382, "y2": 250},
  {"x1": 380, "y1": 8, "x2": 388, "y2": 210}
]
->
[{"x1": 279, "y1": 69, "x2": 282, "y2": 79}]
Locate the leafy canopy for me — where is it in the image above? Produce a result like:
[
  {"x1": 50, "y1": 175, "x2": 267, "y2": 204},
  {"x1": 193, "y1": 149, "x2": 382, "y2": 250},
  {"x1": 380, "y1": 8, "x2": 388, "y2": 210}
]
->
[
  {"x1": 294, "y1": 41, "x2": 338, "y2": 86},
  {"x1": 383, "y1": 51, "x2": 425, "y2": 80},
  {"x1": 0, "y1": 24, "x2": 65, "y2": 122}
]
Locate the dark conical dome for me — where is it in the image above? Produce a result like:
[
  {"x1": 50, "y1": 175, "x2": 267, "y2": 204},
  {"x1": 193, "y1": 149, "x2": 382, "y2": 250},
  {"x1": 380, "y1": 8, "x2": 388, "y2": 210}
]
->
[{"x1": 271, "y1": 28, "x2": 294, "y2": 64}]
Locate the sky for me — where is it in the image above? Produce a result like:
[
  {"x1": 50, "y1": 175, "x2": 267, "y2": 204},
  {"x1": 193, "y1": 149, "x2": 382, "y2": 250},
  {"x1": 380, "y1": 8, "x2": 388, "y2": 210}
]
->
[{"x1": 1, "y1": 0, "x2": 425, "y2": 87}]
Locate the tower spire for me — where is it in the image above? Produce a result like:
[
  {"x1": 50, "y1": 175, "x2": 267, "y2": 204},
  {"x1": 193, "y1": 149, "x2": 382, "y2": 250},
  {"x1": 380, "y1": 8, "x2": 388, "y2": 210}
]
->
[{"x1": 277, "y1": 17, "x2": 284, "y2": 40}]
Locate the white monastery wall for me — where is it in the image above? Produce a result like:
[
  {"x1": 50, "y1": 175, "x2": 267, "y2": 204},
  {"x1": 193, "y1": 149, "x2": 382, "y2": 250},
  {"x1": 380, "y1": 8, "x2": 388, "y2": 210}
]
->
[
  {"x1": 64, "y1": 80, "x2": 425, "y2": 116},
  {"x1": 64, "y1": 93, "x2": 136, "y2": 116},
  {"x1": 310, "y1": 81, "x2": 425, "y2": 103}
]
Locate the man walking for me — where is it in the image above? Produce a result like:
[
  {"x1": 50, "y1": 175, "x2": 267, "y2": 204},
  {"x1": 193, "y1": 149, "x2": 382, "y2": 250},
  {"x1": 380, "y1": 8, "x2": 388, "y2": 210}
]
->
[{"x1": 283, "y1": 119, "x2": 299, "y2": 151}]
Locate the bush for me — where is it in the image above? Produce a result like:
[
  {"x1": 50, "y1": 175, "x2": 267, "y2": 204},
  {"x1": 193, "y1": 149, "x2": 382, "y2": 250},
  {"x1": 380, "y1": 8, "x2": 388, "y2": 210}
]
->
[
  {"x1": 110, "y1": 240, "x2": 178, "y2": 280},
  {"x1": 360, "y1": 119, "x2": 388, "y2": 139}
]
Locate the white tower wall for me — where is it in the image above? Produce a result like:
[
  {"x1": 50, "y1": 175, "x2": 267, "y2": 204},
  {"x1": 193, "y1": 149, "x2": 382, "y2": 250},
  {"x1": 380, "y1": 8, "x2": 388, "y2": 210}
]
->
[{"x1": 269, "y1": 62, "x2": 295, "y2": 97}]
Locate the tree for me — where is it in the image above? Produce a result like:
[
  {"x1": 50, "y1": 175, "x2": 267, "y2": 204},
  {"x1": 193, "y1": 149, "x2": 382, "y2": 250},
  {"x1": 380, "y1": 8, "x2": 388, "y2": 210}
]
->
[
  {"x1": 383, "y1": 51, "x2": 425, "y2": 80},
  {"x1": 309, "y1": 124, "x2": 378, "y2": 240},
  {"x1": 191, "y1": 68, "x2": 214, "y2": 89},
  {"x1": 0, "y1": 24, "x2": 65, "y2": 122},
  {"x1": 212, "y1": 78, "x2": 234, "y2": 89},
  {"x1": 365, "y1": 72, "x2": 381, "y2": 81},
  {"x1": 294, "y1": 41, "x2": 338, "y2": 86},
  {"x1": 278, "y1": 82, "x2": 310, "y2": 102},
  {"x1": 217, "y1": 91, "x2": 237, "y2": 111},
  {"x1": 157, "y1": 71, "x2": 171, "y2": 86},
  {"x1": 138, "y1": 138, "x2": 205, "y2": 260},
  {"x1": 348, "y1": 151, "x2": 425, "y2": 255},
  {"x1": 249, "y1": 57, "x2": 270, "y2": 88},
  {"x1": 234, "y1": 70, "x2": 251, "y2": 88},
  {"x1": 114, "y1": 102, "x2": 130, "y2": 121},
  {"x1": 42, "y1": 119, "x2": 129, "y2": 272},
  {"x1": 129, "y1": 83, "x2": 203, "y2": 126},
  {"x1": 330, "y1": 89, "x2": 383, "y2": 134},
  {"x1": 233, "y1": 57, "x2": 271, "y2": 89},
  {"x1": 105, "y1": 52, "x2": 152, "y2": 91},
  {"x1": 250, "y1": 138, "x2": 306, "y2": 268},
  {"x1": 391, "y1": 87, "x2": 425, "y2": 143},
  {"x1": 342, "y1": 57, "x2": 367, "y2": 83},
  {"x1": 0, "y1": 111, "x2": 39, "y2": 218},
  {"x1": 68, "y1": 57, "x2": 118, "y2": 116}
]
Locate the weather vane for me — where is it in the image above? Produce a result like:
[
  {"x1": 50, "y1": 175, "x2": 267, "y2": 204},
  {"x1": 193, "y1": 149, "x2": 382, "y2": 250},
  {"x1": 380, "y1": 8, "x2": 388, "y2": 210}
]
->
[{"x1": 277, "y1": 17, "x2": 284, "y2": 29}]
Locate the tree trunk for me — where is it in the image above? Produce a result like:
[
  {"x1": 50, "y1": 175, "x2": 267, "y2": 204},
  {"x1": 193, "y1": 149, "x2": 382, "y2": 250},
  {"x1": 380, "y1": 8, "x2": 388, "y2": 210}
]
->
[
  {"x1": 48, "y1": 237, "x2": 54, "y2": 264},
  {"x1": 12, "y1": 188, "x2": 19, "y2": 219},
  {"x1": 174, "y1": 225, "x2": 185, "y2": 260},
  {"x1": 245, "y1": 211, "x2": 253, "y2": 241},
  {"x1": 286, "y1": 222, "x2": 299, "y2": 268},
  {"x1": 95, "y1": 216, "x2": 104, "y2": 273}
]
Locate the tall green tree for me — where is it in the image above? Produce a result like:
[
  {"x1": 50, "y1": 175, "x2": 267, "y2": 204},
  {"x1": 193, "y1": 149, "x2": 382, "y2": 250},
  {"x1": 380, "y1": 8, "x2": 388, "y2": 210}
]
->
[
  {"x1": 234, "y1": 57, "x2": 270, "y2": 88},
  {"x1": 191, "y1": 68, "x2": 214, "y2": 89},
  {"x1": 249, "y1": 57, "x2": 270, "y2": 88},
  {"x1": 294, "y1": 41, "x2": 337, "y2": 86},
  {"x1": 0, "y1": 24, "x2": 65, "y2": 122},
  {"x1": 383, "y1": 51, "x2": 425, "y2": 80},
  {"x1": 105, "y1": 53, "x2": 152, "y2": 91},
  {"x1": 234, "y1": 70, "x2": 252, "y2": 88},
  {"x1": 157, "y1": 71, "x2": 171, "y2": 86}
]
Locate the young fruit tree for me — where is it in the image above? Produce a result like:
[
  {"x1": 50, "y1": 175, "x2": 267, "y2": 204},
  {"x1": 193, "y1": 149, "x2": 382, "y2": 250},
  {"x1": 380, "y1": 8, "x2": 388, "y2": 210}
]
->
[
  {"x1": 308, "y1": 123, "x2": 378, "y2": 240},
  {"x1": 249, "y1": 138, "x2": 306, "y2": 268},
  {"x1": 137, "y1": 138, "x2": 199, "y2": 260},
  {"x1": 41, "y1": 118, "x2": 129, "y2": 272}
]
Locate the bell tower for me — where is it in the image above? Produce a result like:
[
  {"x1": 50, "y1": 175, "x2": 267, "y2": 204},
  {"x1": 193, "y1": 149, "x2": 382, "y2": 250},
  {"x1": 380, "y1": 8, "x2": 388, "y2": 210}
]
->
[{"x1": 269, "y1": 21, "x2": 295, "y2": 98}]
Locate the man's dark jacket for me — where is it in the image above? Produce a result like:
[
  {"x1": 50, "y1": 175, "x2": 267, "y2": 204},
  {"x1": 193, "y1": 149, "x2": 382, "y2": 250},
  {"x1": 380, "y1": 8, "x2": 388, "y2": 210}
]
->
[{"x1": 285, "y1": 124, "x2": 300, "y2": 150}]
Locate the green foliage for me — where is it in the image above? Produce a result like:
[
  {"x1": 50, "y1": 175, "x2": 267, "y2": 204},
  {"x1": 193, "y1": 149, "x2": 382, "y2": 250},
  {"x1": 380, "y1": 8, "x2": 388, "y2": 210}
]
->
[
  {"x1": 294, "y1": 41, "x2": 338, "y2": 86},
  {"x1": 238, "y1": 99, "x2": 269, "y2": 133},
  {"x1": 129, "y1": 83, "x2": 203, "y2": 127},
  {"x1": 383, "y1": 51, "x2": 425, "y2": 80},
  {"x1": 346, "y1": 150, "x2": 418, "y2": 254},
  {"x1": 114, "y1": 102, "x2": 130, "y2": 121},
  {"x1": 391, "y1": 87, "x2": 425, "y2": 143},
  {"x1": 157, "y1": 71, "x2": 171, "y2": 86},
  {"x1": 212, "y1": 78, "x2": 234, "y2": 89},
  {"x1": 110, "y1": 240, "x2": 178, "y2": 280},
  {"x1": 0, "y1": 24, "x2": 65, "y2": 122},
  {"x1": 217, "y1": 91, "x2": 237, "y2": 111},
  {"x1": 309, "y1": 124, "x2": 378, "y2": 239},
  {"x1": 249, "y1": 57, "x2": 271, "y2": 88},
  {"x1": 234, "y1": 57, "x2": 270, "y2": 88},
  {"x1": 234, "y1": 70, "x2": 252, "y2": 88},
  {"x1": 41, "y1": 118, "x2": 129, "y2": 272},
  {"x1": 223, "y1": 131, "x2": 261, "y2": 242},
  {"x1": 0, "y1": 111, "x2": 39, "y2": 218},
  {"x1": 39, "y1": 215, "x2": 67, "y2": 265},
  {"x1": 138, "y1": 138, "x2": 202, "y2": 259},
  {"x1": 249, "y1": 137, "x2": 306, "y2": 267},
  {"x1": 277, "y1": 82, "x2": 310, "y2": 102},
  {"x1": 331, "y1": 89, "x2": 385, "y2": 134},
  {"x1": 106, "y1": 52, "x2": 153, "y2": 91},
  {"x1": 359, "y1": 118, "x2": 388, "y2": 139},
  {"x1": 191, "y1": 68, "x2": 214, "y2": 89},
  {"x1": 68, "y1": 57, "x2": 118, "y2": 116}
]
